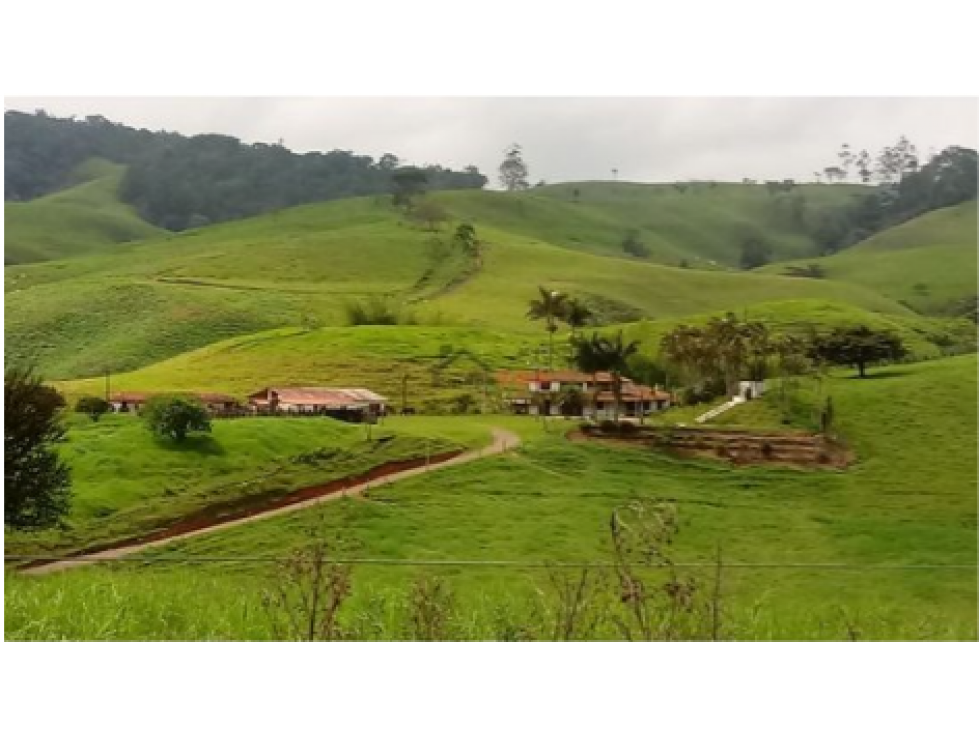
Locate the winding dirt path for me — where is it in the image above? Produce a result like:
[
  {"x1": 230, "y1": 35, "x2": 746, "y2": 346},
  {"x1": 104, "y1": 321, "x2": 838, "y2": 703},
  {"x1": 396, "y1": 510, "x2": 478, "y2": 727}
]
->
[{"x1": 23, "y1": 427, "x2": 521, "y2": 576}]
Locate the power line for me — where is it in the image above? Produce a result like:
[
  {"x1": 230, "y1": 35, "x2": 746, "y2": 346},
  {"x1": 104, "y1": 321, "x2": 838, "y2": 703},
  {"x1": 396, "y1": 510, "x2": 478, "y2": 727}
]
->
[{"x1": 4, "y1": 555, "x2": 979, "y2": 573}]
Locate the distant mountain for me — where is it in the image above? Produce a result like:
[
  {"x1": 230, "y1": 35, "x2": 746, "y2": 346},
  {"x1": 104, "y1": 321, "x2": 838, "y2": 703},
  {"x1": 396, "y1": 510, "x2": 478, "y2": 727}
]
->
[{"x1": 4, "y1": 109, "x2": 488, "y2": 230}]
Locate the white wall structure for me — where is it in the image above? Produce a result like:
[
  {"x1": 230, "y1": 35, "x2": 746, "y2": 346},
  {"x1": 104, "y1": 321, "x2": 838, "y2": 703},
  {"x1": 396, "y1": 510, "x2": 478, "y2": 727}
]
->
[{"x1": 737, "y1": 380, "x2": 766, "y2": 400}]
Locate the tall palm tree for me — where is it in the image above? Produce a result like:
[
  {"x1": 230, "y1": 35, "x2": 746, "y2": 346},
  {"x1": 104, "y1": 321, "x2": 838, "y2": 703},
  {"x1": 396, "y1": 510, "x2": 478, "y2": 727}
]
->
[
  {"x1": 527, "y1": 286, "x2": 569, "y2": 370},
  {"x1": 571, "y1": 332, "x2": 606, "y2": 419},
  {"x1": 572, "y1": 331, "x2": 640, "y2": 423},
  {"x1": 563, "y1": 299, "x2": 593, "y2": 340},
  {"x1": 601, "y1": 330, "x2": 641, "y2": 423}
]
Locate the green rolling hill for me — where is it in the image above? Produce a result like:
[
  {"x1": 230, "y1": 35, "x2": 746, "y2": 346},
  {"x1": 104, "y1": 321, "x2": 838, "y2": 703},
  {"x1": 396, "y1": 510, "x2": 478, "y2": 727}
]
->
[
  {"x1": 54, "y1": 301, "x2": 973, "y2": 410},
  {"x1": 4, "y1": 159, "x2": 162, "y2": 264},
  {"x1": 765, "y1": 201, "x2": 977, "y2": 314},
  {"x1": 5, "y1": 185, "x2": 911, "y2": 379}
]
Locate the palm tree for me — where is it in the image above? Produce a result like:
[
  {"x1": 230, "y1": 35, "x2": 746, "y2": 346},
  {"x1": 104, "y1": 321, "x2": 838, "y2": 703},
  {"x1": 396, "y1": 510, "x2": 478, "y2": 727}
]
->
[
  {"x1": 527, "y1": 286, "x2": 569, "y2": 370},
  {"x1": 601, "y1": 331, "x2": 641, "y2": 423},
  {"x1": 563, "y1": 298, "x2": 593, "y2": 342},
  {"x1": 571, "y1": 332, "x2": 607, "y2": 419},
  {"x1": 572, "y1": 330, "x2": 640, "y2": 423}
]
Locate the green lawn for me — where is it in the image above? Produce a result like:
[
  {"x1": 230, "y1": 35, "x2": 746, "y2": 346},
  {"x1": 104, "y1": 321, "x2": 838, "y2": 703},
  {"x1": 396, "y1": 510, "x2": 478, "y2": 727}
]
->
[
  {"x1": 4, "y1": 159, "x2": 162, "y2": 264},
  {"x1": 4, "y1": 414, "x2": 465, "y2": 558},
  {"x1": 7, "y1": 356, "x2": 975, "y2": 640}
]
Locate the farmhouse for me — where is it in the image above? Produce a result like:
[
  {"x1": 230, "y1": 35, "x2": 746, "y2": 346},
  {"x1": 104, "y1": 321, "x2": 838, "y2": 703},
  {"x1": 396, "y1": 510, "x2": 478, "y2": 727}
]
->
[
  {"x1": 108, "y1": 391, "x2": 238, "y2": 415},
  {"x1": 247, "y1": 387, "x2": 388, "y2": 422},
  {"x1": 497, "y1": 369, "x2": 671, "y2": 420}
]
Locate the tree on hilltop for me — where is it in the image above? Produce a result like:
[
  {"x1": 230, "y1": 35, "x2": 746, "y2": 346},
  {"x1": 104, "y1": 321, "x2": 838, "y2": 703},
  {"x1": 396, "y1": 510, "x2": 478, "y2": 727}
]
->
[{"x1": 499, "y1": 144, "x2": 530, "y2": 191}]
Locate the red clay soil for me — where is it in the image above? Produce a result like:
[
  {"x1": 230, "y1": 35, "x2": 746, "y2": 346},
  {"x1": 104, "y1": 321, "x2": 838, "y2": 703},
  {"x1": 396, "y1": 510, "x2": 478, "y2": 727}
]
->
[{"x1": 18, "y1": 450, "x2": 461, "y2": 572}]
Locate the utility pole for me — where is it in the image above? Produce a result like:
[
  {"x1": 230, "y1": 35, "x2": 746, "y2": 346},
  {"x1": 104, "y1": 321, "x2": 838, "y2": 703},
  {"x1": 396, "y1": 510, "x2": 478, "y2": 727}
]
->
[{"x1": 401, "y1": 371, "x2": 408, "y2": 415}]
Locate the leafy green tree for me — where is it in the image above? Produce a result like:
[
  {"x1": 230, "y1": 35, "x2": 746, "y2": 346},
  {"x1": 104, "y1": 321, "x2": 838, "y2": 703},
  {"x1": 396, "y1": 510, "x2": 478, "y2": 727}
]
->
[
  {"x1": 527, "y1": 286, "x2": 570, "y2": 369},
  {"x1": 838, "y1": 143, "x2": 854, "y2": 180},
  {"x1": 625, "y1": 354, "x2": 669, "y2": 389},
  {"x1": 660, "y1": 314, "x2": 773, "y2": 394},
  {"x1": 391, "y1": 168, "x2": 429, "y2": 208},
  {"x1": 378, "y1": 153, "x2": 400, "y2": 171},
  {"x1": 75, "y1": 395, "x2": 110, "y2": 422},
  {"x1": 453, "y1": 223, "x2": 479, "y2": 255},
  {"x1": 621, "y1": 230, "x2": 650, "y2": 258},
  {"x1": 855, "y1": 149, "x2": 873, "y2": 183},
  {"x1": 822, "y1": 166, "x2": 846, "y2": 183},
  {"x1": 739, "y1": 236, "x2": 773, "y2": 269},
  {"x1": 5, "y1": 366, "x2": 72, "y2": 529},
  {"x1": 499, "y1": 143, "x2": 530, "y2": 191},
  {"x1": 808, "y1": 325, "x2": 907, "y2": 378},
  {"x1": 143, "y1": 394, "x2": 212, "y2": 442},
  {"x1": 407, "y1": 199, "x2": 450, "y2": 231}
]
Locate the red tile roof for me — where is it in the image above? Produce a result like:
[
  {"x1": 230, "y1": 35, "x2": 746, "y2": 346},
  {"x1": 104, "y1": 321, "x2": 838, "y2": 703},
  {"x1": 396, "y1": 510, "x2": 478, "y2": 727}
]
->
[{"x1": 496, "y1": 369, "x2": 622, "y2": 385}]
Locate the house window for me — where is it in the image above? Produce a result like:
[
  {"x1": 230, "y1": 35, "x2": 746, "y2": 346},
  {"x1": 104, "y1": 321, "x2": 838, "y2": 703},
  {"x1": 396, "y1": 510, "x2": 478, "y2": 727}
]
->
[{"x1": 540, "y1": 381, "x2": 551, "y2": 391}]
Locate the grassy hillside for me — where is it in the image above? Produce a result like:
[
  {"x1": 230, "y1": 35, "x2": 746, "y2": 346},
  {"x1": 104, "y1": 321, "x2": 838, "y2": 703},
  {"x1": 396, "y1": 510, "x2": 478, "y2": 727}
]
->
[
  {"x1": 53, "y1": 302, "x2": 975, "y2": 411},
  {"x1": 4, "y1": 159, "x2": 162, "y2": 264},
  {"x1": 56, "y1": 325, "x2": 542, "y2": 407},
  {"x1": 8, "y1": 356, "x2": 976, "y2": 640},
  {"x1": 617, "y1": 299, "x2": 976, "y2": 361},
  {"x1": 765, "y1": 201, "x2": 977, "y2": 313},
  {"x1": 5, "y1": 188, "x2": 911, "y2": 380},
  {"x1": 4, "y1": 414, "x2": 462, "y2": 558},
  {"x1": 499, "y1": 181, "x2": 864, "y2": 266}
]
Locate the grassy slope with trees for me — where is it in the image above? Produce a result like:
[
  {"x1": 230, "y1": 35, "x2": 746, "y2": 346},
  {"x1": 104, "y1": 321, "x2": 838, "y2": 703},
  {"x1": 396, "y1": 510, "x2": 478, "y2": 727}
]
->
[
  {"x1": 5, "y1": 186, "x2": 914, "y2": 379},
  {"x1": 765, "y1": 201, "x2": 978, "y2": 313},
  {"x1": 7, "y1": 356, "x2": 976, "y2": 640},
  {"x1": 51, "y1": 302, "x2": 974, "y2": 410},
  {"x1": 4, "y1": 159, "x2": 163, "y2": 264},
  {"x1": 4, "y1": 414, "x2": 463, "y2": 558}
]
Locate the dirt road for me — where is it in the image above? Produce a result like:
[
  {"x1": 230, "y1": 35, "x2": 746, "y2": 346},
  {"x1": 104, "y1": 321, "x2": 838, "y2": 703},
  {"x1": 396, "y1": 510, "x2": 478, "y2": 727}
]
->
[{"x1": 23, "y1": 427, "x2": 521, "y2": 575}]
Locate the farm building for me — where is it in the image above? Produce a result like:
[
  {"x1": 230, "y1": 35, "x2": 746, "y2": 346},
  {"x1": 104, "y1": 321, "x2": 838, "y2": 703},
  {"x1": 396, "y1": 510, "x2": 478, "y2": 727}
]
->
[
  {"x1": 108, "y1": 391, "x2": 238, "y2": 415},
  {"x1": 497, "y1": 370, "x2": 671, "y2": 420},
  {"x1": 247, "y1": 387, "x2": 388, "y2": 422}
]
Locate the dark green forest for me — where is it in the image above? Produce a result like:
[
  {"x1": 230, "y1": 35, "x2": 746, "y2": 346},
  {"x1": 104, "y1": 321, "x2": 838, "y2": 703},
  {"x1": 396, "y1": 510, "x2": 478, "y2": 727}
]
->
[{"x1": 5, "y1": 110, "x2": 488, "y2": 230}]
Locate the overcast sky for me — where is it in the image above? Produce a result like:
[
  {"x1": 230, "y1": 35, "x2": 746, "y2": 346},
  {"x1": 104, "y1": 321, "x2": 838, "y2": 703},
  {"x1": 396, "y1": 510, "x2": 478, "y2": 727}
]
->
[{"x1": 7, "y1": 97, "x2": 977, "y2": 185}]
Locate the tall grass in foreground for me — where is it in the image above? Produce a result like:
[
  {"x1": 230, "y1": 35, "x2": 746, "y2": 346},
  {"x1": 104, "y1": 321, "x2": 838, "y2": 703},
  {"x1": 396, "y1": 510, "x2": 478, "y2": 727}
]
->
[
  {"x1": 7, "y1": 567, "x2": 973, "y2": 642},
  {"x1": 7, "y1": 501, "x2": 975, "y2": 641}
]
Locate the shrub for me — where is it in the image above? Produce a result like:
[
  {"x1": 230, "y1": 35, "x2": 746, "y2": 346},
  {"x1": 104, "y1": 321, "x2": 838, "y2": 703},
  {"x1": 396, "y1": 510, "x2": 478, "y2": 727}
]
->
[
  {"x1": 621, "y1": 230, "x2": 650, "y2": 258},
  {"x1": 618, "y1": 422, "x2": 640, "y2": 435},
  {"x1": 75, "y1": 395, "x2": 110, "y2": 422},
  {"x1": 344, "y1": 297, "x2": 416, "y2": 326},
  {"x1": 143, "y1": 394, "x2": 211, "y2": 442},
  {"x1": 451, "y1": 393, "x2": 476, "y2": 414},
  {"x1": 599, "y1": 419, "x2": 619, "y2": 433}
]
